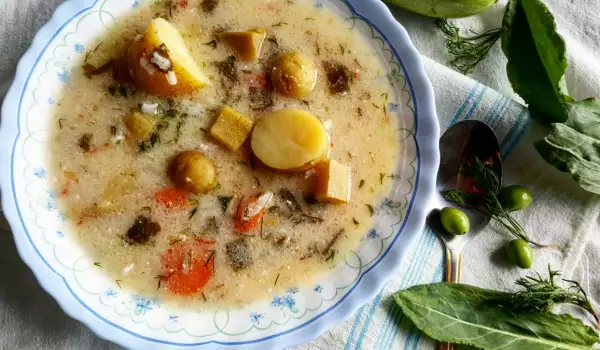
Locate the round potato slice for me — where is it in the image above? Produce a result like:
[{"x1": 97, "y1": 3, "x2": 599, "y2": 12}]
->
[
  {"x1": 128, "y1": 18, "x2": 209, "y2": 96},
  {"x1": 251, "y1": 109, "x2": 329, "y2": 171},
  {"x1": 168, "y1": 151, "x2": 217, "y2": 194}
]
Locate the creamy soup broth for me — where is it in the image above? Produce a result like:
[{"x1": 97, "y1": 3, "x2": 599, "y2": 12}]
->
[{"x1": 50, "y1": 0, "x2": 400, "y2": 307}]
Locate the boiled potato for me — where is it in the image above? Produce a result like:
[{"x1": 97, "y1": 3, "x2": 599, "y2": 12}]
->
[
  {"x1": 123, "y1": 111, "x2": 155, "y2": 140},
  {"x1": 251, "y1": 109, "x2": 328, "y2": 171},
  {"x1": 168, "y1": 151, "x2": 216, "y2": 194},
  {"x1": 209, "y1": 106, "x2": 254, "y2": 151},
  {"x1": 219, "y1": 29, "x2": 267, "y2": 61},
  {"x1": 271, "y1": 52, "x2": 317, "y2": 98},
  {"x1": 97, "y1": 173, "x2": 138, "y2": 211},
  {"x1": 127, "y1": 18, "x2": 210, "y2": 96},
  {"x1": 314, "y1": 159, "x2": 351, "y2": 203}
]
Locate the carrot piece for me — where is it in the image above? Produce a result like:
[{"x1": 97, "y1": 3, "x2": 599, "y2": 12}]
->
[
  {"x1": 234, "y1": 192, "x2": 273, "y2": 235},
  {"x1": 161, "y1": 238, "x2": 215, "y2": 295},
  {"x1": 153, "y1": 188, "x2": 188, "y2": 210}
]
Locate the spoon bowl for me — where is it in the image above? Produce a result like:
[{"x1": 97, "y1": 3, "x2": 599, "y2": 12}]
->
[{"x1": 432, "y1": 120, "x2": 503, "y2": 251}]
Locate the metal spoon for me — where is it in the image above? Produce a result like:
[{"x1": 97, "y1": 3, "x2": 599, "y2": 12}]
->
[{"x1": 428, "y1": 120, "x2": 502, "y2": 350}]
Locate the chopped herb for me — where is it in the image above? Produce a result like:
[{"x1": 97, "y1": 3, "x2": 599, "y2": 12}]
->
[
  {"x1": 267, "y1": 36, "x2": 279, "y2": 46},
  {"x1": 323, "y1": 229, "x2": 345, "y2": 255},
  {"x1": 348, "y1": 151, "x2": 353, "y2": 159},
  {"x1": 353, "y1": 217, "x2": 360, "y2": 226},
  {"x1": 115, "y1": 279, "x2": 122, "y2": 289},
  {"x1": 215, "y1": 284, "x2": 224, "y2": 289},
  {"x1": 93, "y1": 262, "x2": 102, "y2": 268},
  {"x1": 201, "y1": 292, "x2": 207, "y2": 302},
  {"x1": 253, "y1": 176, "x2": 261, "y2": 187},
  {"x1": 305, "y1": 17, "x2": 315, "y2": 21},
  {"x1": 323, "y1": 61, "x2": 352, "y2": 94},
  {"x1": 188, "y1": 206, "x2": 199, "y2": 220},
  {"x1": 58, "y1": 118, "x2": 65, "y2": 129},
  {"x1": 366, "y1": 204, "x2": 374, "y2": 216},
  {"x1": 357, "y1": 107, "x2": 364, "y2": 117},
  {"x1": 78, "y1": 133, "x2": 93, "y2": 152},
  {"x1": 301, "y1": 100, "x2": 311, "y2": 106},
  {"x1": 204, "y1": 216, "x2": 218, "y2": 233},
  {"x1": 217, "y1": 196, "x2": 233, "y2": 214},
  {"x1": 203, "y1": 40, "x2": 218, "y2": 50},
  {"x1": 379, "y1": 172, "x2": 385, "y2": 184},
  {"x1": 174, "y1": 118, "x2": 185, "y2": 142},
  {"x1": 200, "y1": 0, "x2": 219, "y2": 13},
  {"x1": 138, "y1": 132, "x2": 160, "y2": 152},
  {"x1": 108, "y1": 85, "x2": 117, "y2": 96},
  {"x1": 315, "y1": 39, "x2": 321, "y2": 55},
  {"x1": 249, "y1": 87, "x2": 274, "y2": 111},
  {"x1": 381, "y1": 92, "x2": 389, "y2": 101},
  {"x1": 354, "y1": 58, "x2": 362, "y2": 68},
  {"x1": 339, "y1": 43, "x2": 346, "y2": 55},
  {"x1": 237, "y1": 161, "x2": 249, "y2": 166},
  {"x1": 118, "y1": 86, "x2": 128, "y2": 98},
  {"x1": 110, "y1": 125, "x2": 117, "y2": 137},
  {"x1": 226, "y1": 238, "x2": 253, "y2": 270},
  {"x1": 189, "y1": 198, "x2": 199, "y2": 206},
  {"x1": 169, "y1": 237, "x2": 183, "y2": 245},
  {"x1": 274, "y1": 273, "x2": 280, "y2": 286},
  {"x1": 279, "y1": 189, "x2": 302, "y2": 212},
  {"x1": 272, "y1": 21, "x2": 288, "y2": 27},
  {"x1": 215, "y1": 56, "x2": 238, "y2": 82},
  {"x1": 204, "y1": 251, "x2": 215, "y2": 267},
  {"x1": 372, "y1": 103, "x2": 380, "y2": 109},
  {"x1": 154, "y1": 275, "x2": 166, "y2": 290},
  {"x1": 325, "y1": 249, "x2": 335, "y2": 262},
  {"x1": 124, "y1": 215, "x2": 161, "y2": 244}
]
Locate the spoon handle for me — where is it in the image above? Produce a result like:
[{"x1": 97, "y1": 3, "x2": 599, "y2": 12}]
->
[
  {"x1": 444, "y1": 248, "x2": 462, "y2": 283},
  {"x1": 437, "y1": 248, "x2": 463, "y2": 350}
]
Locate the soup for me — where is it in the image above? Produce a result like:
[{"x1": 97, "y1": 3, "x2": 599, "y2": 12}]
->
[{"x1": 49, "y1": 0, "x2": 400, "y2": 307}]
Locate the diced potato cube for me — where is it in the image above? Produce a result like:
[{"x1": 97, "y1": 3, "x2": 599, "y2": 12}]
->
[
  {"x1": 210, "y1": 106, "x2": 254, "y2": 151},
  {"x1": 123, "y1": 111, "x2": 156, "y2": 140},
  {"x1": 314, "y1": 159, "x2": 351, "y2": 204},
  {"x1": 219, "y1": 29, "x2": 267, "y2": 61}
]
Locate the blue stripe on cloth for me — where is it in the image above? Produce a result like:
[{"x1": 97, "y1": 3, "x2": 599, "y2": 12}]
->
[
  {"x1": 370, "y1": 229, "x2": 437, "y2": 349},
  {"x1": 344, "y1": 304, "x2": 368, "y2": 350},
  {"x1": 373, "y1": 229, "x2": 438, "y2": 349},
  {"x1": 502, "y1": 107, "x2": 530, "y2": 158},
  {"x1": 447, "y1": 84, "x2": 481, "y2": 127},
  {"x1": 372, "y1": 86, "x2": 490, "y2": 350},
  {"x1": 488, "y1": 97, "x2": 512, "y2": 130},
  {"x1": 353, "y1": 289, "x2": 386, "y2": 349}
]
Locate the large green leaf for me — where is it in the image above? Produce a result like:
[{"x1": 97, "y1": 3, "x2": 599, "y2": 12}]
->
[
  {"x1": 501, "y1": 0, "x2": 571, "y2": 123},
  {"x1": 393, "y1": 283, "x2": 599, "y2": 349},
  {"x1": 535, "y1": 98, "x2": 600, "y2": 194}
]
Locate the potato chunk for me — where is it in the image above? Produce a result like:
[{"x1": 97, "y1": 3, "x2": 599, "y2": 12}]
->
[
  {"x1": 209, "y1": 106, "x2": 253, "y2": 151},
  {"x1": 314, "y1": 159, "x2": 351, "y2": 203},
  {"x1": 271, "y1": 52, "x2": 317, "y2": 98},
  {"x1": 127, "y1": 18, "x2": 209, "y2": 96},
  {"x1": 123, "y1": 111, "x2": 155, "y2": 140},
  {"x1": 169, "y1": 151, "x2": 217, "y2": 194},
  {"x1": 219, "y1": 29, "x2": 267, "y2": 61},
  {"x1": 251, "y1": 108, "x2": 328, "y2": 171}
]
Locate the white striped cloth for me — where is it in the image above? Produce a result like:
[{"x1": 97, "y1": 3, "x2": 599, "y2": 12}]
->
[{"x1": 1, "y1": 1, "x2": 600, "y2": 349}]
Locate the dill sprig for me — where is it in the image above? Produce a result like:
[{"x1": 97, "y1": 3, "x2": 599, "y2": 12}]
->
[
  {"x1": 441, "y1": 158, "x2": 558, "y2": 248},
  {"x1": 435, "y1": 19, "x2": 501, "y2": 75},
  {"x1": 489, "y1": 266, "x2": 600, "y2": 327}
]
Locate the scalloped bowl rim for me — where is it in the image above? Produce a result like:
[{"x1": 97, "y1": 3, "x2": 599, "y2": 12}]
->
[{"x1": 0, "y1": 0, "x2": 439, "y2": 348}]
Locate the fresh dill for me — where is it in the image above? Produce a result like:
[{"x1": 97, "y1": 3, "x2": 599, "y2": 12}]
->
[
  {"x1": 274, "y1": 273, "x2": 280, "y2": 286},
  {"x1": 366, "y1": 204, "x2": 374, "y2": 217},
  {"x1": 359, "y1": 179, "x2": 365, "y2": 188},
  {"x1": 188, "y1": 206, "x2": 199, "y2": 220},
  {"x1": 435, "y1": 19, "x2": 502, "y2": 75},
  {"x1": 93, "y1": 262, "x2": 102, "y2": 268},
  {"x1": 352, "y1": 217, "x2": 360, "y2": 226},
  {"x1": 203, "y1": 40, "x2": 218, "y2": 50},
  {"x1": 217, "y1": 196, "x2": 233, "y2": 214}
]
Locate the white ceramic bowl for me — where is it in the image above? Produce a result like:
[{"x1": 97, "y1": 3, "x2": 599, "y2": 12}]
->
[{"x1": 0, "y1": 0, "x2": 439, "y2": 348}]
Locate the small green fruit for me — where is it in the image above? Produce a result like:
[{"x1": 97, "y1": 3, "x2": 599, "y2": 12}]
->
[
  {"x1": 506, "y1": 239, "x2": 534, "y2": 269},
  {"x1": 440, "y1": 207, "x2": 470, "y2": 235},
  {"x1": 499, "y1": 185, "x2": 533, "y2": 212}
]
